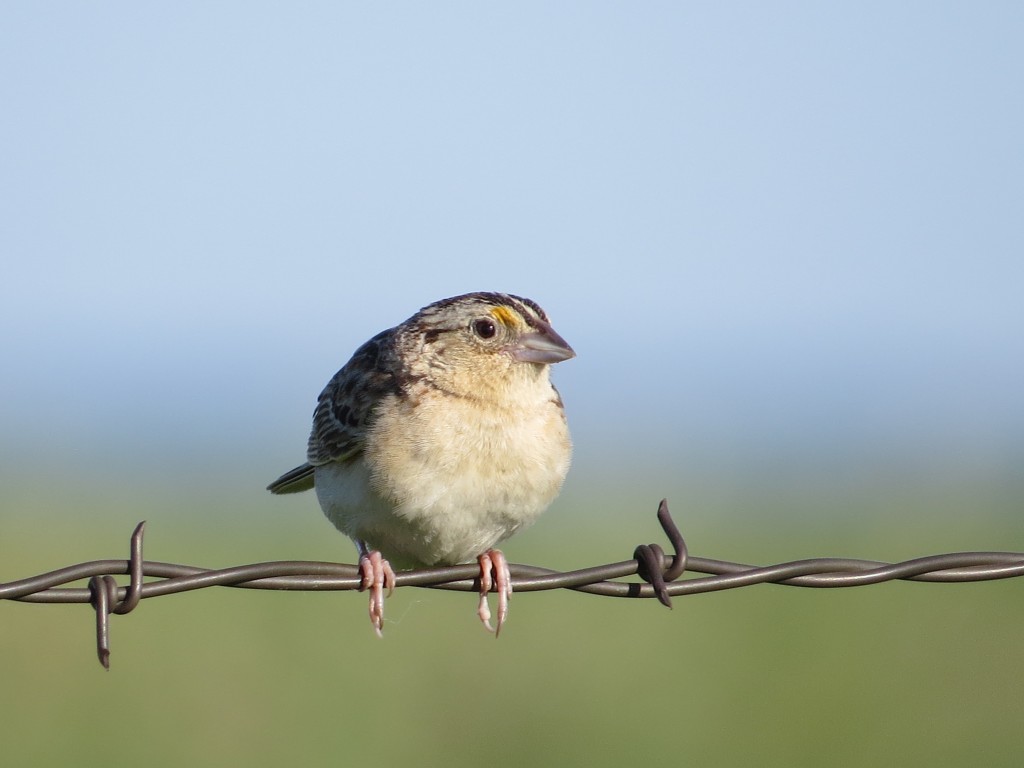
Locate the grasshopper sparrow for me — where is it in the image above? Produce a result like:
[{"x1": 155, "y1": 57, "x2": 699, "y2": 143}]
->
[{"x1": 268, "y1": 292, "x2": 574, "y2": 635}]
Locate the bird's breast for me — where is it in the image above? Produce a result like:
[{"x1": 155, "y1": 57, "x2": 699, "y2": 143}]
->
[{"x1": 361, "y1": 387, "x2": 571, "y2": 562}]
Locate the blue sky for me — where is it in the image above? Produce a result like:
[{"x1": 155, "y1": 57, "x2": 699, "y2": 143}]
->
[{"x1": 2, "y1": 3, "x2": 1022, "y2": 500}]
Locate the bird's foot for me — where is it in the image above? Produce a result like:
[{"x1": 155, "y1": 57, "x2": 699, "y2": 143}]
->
[
  {"x1": 358, "y1": 549, "x2": 395, "y2": 637},
  {"x1": 477, "y1": 549, "x2": 511, "y2": 636}
]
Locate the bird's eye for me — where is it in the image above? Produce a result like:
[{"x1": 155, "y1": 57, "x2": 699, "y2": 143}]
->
[{"x1": 472, "y1": 318, "x2": 497, "y2": 339}]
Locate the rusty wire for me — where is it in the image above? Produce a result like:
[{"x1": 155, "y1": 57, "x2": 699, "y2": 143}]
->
[{"x1": 2, "y1": 500, "x2": 1023, "y2": 669}]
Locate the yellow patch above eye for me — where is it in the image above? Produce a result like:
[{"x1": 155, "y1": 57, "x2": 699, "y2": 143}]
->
[{"x1": 490, "y1": 306, "x2": 519, "y2": 328}]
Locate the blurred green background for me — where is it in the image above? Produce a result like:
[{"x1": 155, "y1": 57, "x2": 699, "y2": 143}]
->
[{"x1": 3, "y1": 3, "x2": 1024, "y2": 766}]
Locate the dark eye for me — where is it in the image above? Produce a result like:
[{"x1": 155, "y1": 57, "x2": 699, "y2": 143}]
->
[{"x1": 472, "y1": 318, "x2": 497, "y2": 339}]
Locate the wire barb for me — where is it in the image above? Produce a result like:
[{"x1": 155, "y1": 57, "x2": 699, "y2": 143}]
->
[
  {"x1": 86, "y1": 522, "x2": 146, "y2": 669},
  {"x1": 3, "y1": 504, "x2": 1022, "y2": 669},
  {"x1": 633, "y1": 499, "x2": 688, "y2": 608}
]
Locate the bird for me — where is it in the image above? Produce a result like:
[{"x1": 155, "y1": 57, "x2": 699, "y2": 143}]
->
[{"x1": 267, "y1": 292, "x2": 574, "y2": 636}]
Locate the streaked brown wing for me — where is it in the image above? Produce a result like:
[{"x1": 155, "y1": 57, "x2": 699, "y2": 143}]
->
[{"x1": 306, "y1": 329, "x2": 401, "y2": 466}]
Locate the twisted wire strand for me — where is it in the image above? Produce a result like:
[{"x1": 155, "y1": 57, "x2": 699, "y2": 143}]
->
[{"x1": 2, "y1": 501, "x2": 1022, "y2": 668}]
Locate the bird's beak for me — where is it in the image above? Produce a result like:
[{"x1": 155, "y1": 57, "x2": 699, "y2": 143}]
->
[{"x1": 509, "y1": 320, "x2": 576, "y2": 364}]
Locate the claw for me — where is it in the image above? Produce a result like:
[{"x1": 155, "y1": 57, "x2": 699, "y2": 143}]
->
[
  {"x1": 357, "y1": 547, "x2": 395, "y2": 637},
  {"x1": 477, "y1": 549, "x2": 512, "y2": 636}
]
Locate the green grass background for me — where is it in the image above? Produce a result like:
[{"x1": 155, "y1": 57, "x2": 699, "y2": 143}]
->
[{"x1": 2, "y1": 474, "x2": 1022, "y2": 767}]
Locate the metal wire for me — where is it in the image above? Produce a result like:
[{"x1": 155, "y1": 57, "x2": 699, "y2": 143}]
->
[{"x1": 2, "y1": 500, "x2": 1022, "y2": 668}]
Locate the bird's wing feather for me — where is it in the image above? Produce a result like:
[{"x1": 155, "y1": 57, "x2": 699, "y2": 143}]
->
[
  {"x1": 306, "y1": 329, "x2": 402, "y2": 466},
  {"x1": 266, "y1": 330, "x2": 402, "y2": 495}
]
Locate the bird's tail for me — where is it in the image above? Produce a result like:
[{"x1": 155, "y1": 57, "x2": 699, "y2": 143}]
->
[{"x1": 266, "y1": 463, "x2": 315, "y2": 494}]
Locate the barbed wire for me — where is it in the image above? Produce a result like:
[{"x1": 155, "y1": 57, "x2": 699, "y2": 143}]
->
[{"x1": 2, "y1": 500, "x2": 1022, "y2": 669}]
